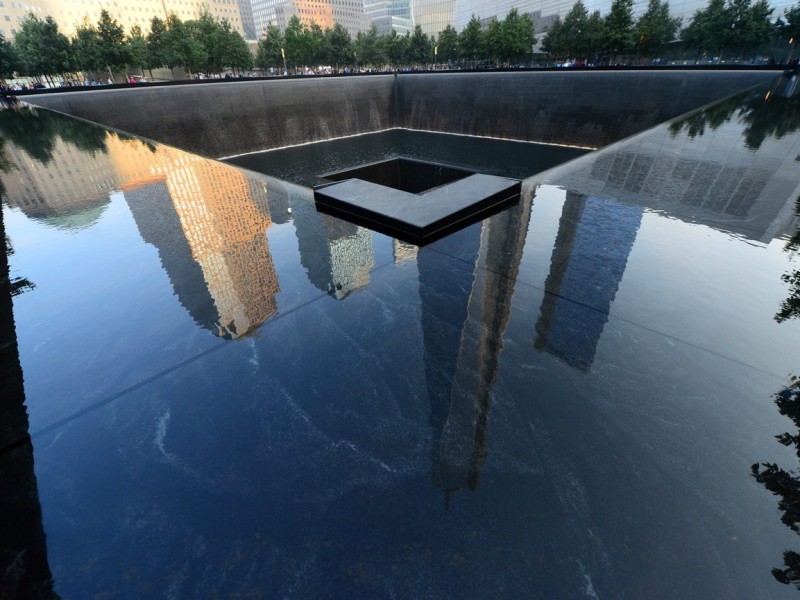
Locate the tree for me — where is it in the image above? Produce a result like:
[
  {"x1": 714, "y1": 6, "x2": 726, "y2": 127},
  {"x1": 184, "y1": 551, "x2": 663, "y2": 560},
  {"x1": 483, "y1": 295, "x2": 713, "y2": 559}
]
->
[
  {"x1": 408, "y1": 25, "x2": 433, "y2": 65},
  {"x1": 127, "y1": 25, "x2": 148, "y2": 76},
  {"x1": 380, "y1": 29, "x2": 409, "y2": 66},
  {"x1": 13, "y1": 14, "x2": 71, "y2": 79},
  {"x1": 781, "y1": 2, "x2": 800, "y2": 42},
  {"x1": 325, "y1": 23, "x2": 354, "y2": 69},
  {"x1": 436, "y1": 25, "x2": 458, "y2": 63},
  {"x1": 72, "y1": 19, "x2": 103, "y2": 75},
  {"x1": 682, "y1": 0, "x2": 729, "y2": 55},
  {"x1": 500, "y1": 8, "x2": 537, "y2": 64},
  {"x1": 283, "y1": 16, "x2": 306, "y2": 69},
  {"x1": 602, "y1": 0, "x2": 636, "y2": 60},
  {"x1": 97, "y1": 9, "x2": 129, "y2": 79},
  {"x1": 256, "y1": 25, "x2": 284, "y2": 70},
  {"x1": 0, "y1": 35, "x2": 19, "y2": 81},
  {"x1": 354, "y1": 25, "x2": 382, "y2": 67},
  {"x1": 544, "y1": 1, "x2": 604, "y2": 61},
  {"x1": 636, "y1": 0, "x2": 681, "y2": 56},
  {"x1": 224, "y1": 25, "x2": 253, "y2": 73},
  {"x1": 307, "y1": 22, "x2": 326, "y2": 65},
  {"x1": 458, "y1": 15, "x2": 486, "y2": 63},
  {"x1": 146, "y1": 17, "x2": 169, "y2": 74},
  {"x1": 165, "y1": 13, "x2": 205, "y2": 77},
  {"x1": 683, "y1": 0, "x2": 774, "y2": 60}
]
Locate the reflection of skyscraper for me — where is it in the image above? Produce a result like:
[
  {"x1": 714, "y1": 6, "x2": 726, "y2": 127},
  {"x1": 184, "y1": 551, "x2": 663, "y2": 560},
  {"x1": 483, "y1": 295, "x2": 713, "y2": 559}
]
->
[
  {"x1": 0, "y1": 211, "x2": 60, "y2": 599},
  {"x1": 419, "y1": 194, "x2": 531, "y2": 501},
  {"x1": 290, "y1": 193, "x2": 375, "y2": 300},
  {"x1": 535, "y1": 192, "x2": 642, "y2": 371},
  {"x1": 108, "y1": 138, "x2": 281, "y2": 339},
  {"x1": 123, "y1": 183, "x2": 219, "y2": 332}
]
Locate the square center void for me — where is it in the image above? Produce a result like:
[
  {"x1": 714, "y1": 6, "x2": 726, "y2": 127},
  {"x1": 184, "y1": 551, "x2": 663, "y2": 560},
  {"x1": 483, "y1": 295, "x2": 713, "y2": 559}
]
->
[{"x1": 314, "y1": 157, "x2": 521, "y2": 245}]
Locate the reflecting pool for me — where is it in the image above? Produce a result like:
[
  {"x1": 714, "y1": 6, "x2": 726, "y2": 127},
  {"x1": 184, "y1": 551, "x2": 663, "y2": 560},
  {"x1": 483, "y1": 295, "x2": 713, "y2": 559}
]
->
[{"x1": 2, "y1": 74, "x2": 800, "y2": 598}]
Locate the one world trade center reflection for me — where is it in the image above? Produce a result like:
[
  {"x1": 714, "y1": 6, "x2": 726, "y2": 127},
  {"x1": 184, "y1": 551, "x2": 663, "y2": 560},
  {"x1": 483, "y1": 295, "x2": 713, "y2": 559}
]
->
[{"x1": 535, "y1": 192, "x2": 643, "y2": 371}]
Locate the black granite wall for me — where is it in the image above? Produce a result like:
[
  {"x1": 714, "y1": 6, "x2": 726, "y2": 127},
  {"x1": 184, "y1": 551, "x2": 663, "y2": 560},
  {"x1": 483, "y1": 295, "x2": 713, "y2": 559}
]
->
[
  {"x1": 29, "y1": 76, "x2": 397, "y2": 158},
  {"x1": 29, "y1": 71, "x2": 777, "y2": 156},
  {"x1": 395, "y1": 71, "x2": 777, "y2": 148}
]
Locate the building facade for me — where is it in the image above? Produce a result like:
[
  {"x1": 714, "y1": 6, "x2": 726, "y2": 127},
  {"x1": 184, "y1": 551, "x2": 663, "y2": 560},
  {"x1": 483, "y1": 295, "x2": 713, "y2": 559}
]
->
[{"x1": 0, "y1": 0, "x2": 247, "y2": 39}]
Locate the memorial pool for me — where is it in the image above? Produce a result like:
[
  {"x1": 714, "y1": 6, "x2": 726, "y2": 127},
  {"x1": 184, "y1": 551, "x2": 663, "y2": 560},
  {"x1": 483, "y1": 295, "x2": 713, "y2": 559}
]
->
[{"x1": 2, "y1": 72, "x2": 800, "y2": 598}]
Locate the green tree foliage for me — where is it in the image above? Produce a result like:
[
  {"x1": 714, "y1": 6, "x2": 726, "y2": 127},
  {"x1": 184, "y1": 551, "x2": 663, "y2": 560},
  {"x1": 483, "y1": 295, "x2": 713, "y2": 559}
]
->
[
  {"x1": 501, "y1": 9, "x2": 537, "y2": 63},
  {"x1": 127, "y1": 25, "x2": 149, "y2": 74},
  {"x1": 283, "y1": 16, "x2": 306, "y2": 68},
  {"x1": 602, "y1": 0, "x2": 636, "y2": 57},
  {"x1": 636, "y1": 0, "x2": 681, "y2": 55},
  {"x1": 325, "y1": 23, "x2": 354, "y2": 68},
  {"x1": 407, "y1": 25, "x2": 433, "y2": 64},
  {"x1": 13, "y1": 14, "x2": 71, "y2": 77},
  {"x1": 543, "y1": 1, "x2": 601, "y2": 60},
  {"x1": 354, "y1": 25, "x2": 383, "y2": 66},
  {"x1": 380, "y1": 29, "x2": 409, "y2": 65},
  {"x1": 0, "y1": 35, "x2": 19, "y2": 80},
  {"x1": 72, "y1": 19, "x2": 103, "y2": 74},
  {"x1": 682, "y1": 0, "x2": 774, "y2": 57},
  {"x1": 256, "y1": 25, "x2": 284, "y2": 70},
  {"x1": 435, "y1": 25, "x2": 458, "y2": 63},
  {"x1": 485, "y1": 9, "x2": 537, "y2": 64},
  {"x1": 780, "y1": 2, "x2": 800, "y2": 42},
  {"x1": 165, "y1": 14, "x2": 205, "y2": 76},
  {"x1": 97, "y1": 9, "x2": 129, "y2": 77},
  {"x1": 146, "y1": 17, "x2": 169, "y2": 71},
  {"x1": 458, "y1": 15, "x2": 486, "y2": 62}
]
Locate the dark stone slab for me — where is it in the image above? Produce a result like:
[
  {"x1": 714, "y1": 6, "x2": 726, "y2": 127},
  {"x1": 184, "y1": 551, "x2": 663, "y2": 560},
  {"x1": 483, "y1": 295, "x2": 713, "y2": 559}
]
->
[{"x1": 314, "y1": 173, "x2": 521, "y2": 244}]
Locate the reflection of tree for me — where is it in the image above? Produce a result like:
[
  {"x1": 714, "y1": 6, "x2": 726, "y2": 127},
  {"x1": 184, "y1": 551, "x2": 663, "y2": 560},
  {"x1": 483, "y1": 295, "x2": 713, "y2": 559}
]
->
[
  {"x1": 669, "y1": 75, "x2": 800, "y2": 150},
  {"x1": 752, "y1": 376, "x2": 800, "y2": 588},
  {"x1": 0, "y1": 106, "x2": 108, "y2": 164},
  {"x1": 776, "y1": 197, "x2": 800, "y2": 324}
]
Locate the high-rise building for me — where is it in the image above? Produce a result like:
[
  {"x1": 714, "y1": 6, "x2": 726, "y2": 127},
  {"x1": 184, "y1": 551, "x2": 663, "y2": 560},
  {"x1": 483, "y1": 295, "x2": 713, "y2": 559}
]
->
[
  {"x1": 364, "y1": 0, "x2": 413, "y2": 35},
  {"x1": 254, "y1": 0, "x2": 370, "y2": 38},
  {"x1": 0, "y1": 0, "x2": 247, "y2": 39}
]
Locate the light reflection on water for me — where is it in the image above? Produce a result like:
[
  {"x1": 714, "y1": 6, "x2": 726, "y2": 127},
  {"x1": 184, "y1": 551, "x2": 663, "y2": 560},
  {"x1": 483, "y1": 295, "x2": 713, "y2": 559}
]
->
[{"x1": 1, "y1": 75, "x2": 800, "y2": 598}]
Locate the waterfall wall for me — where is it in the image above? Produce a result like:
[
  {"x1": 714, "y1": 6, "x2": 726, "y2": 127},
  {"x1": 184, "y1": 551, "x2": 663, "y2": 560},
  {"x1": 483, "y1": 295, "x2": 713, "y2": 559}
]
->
[{"x1": 28, "y1": 70, "x2": 778, "y2": 156}]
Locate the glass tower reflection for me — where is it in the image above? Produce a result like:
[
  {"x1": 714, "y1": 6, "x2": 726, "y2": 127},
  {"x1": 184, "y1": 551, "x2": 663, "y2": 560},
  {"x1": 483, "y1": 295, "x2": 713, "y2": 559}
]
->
[
  {"x1": 535, "y1": 192, "x2": 643, "y2": 371},
  {"x1": 420, "y1": 193, "x2": 532, "y2": 502}
]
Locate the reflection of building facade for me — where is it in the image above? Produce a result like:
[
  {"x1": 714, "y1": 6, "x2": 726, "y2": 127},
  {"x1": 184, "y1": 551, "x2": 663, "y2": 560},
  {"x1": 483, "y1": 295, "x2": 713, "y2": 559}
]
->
[
  {"x1": 419, "y1": 194, "x2": 531, "y2": 501},
  {"x1": 107, "y1": 137, "x2": 281, "y2": 339},
  {"x1": 546, "y1": 87, "x2": 800, "y2": 244},
  {"x1": 290, "y1": 192, "x2": 375, "y2": 299},
  {"x1": 2, "y1": 138, "x2": 115, "y2": 229},
  {"x1": 535, "y1": 192, "x2": 642, "y2": 371}
]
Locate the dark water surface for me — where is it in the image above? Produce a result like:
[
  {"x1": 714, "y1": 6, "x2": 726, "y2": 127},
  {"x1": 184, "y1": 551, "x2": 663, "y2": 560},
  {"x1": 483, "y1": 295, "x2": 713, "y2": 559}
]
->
[{"x1": 2, "y1": 76, "x2": 800, "y2": 599}]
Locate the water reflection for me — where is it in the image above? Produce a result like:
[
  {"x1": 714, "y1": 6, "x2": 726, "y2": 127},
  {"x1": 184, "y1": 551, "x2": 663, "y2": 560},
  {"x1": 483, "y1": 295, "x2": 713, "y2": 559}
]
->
[
  {"x1": 420, "y1": 189, "x2": 531, "y2": 503},
  {"x1": 0, "y1": 208, "x2": 59, "y2": 599},
  {"x1": 535, "y1": 192, "x2": 642, "y2": 371},
  {"x1": 752, "y1": 377, "x2": 800, "y2": 589},
  {"x1": 669, "y1": 72, "x2": 800, "y2": 151},
  {"x1": 109, "y1": 139, "x2": 281, "y2": 339},
  {"x1": 776, "y1": 197, "x2": 800, "y2": 324},
  {"x1": 291, "y1": 194, "x2": 375, "y2": 300}
]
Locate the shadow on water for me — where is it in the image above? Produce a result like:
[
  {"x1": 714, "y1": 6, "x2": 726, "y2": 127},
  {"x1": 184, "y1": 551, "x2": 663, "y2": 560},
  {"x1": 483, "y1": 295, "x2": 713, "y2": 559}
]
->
[
  {"x1": 0, "y1": 191, "x2": 59, "y2": 598},
  {"x1": 669, "y1": 72, "x2": 800, "y2": 150}
]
